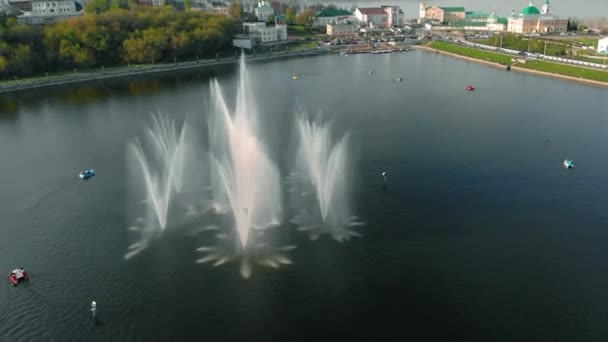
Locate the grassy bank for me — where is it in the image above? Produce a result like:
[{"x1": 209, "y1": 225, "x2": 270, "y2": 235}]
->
[
  {"x1": 428, "y1": 41, "x2": 513, "y2": 65},
  {"x1": 428, "y1": 40, "x2": 608, "y2": 85},
  {"x1": 517, "y1": 60, "x2": 608, "y2": 82}
]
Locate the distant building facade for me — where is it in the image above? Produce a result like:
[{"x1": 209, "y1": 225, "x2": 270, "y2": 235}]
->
[
  {"x1": 18, "y1": 0, "x2": 82, "y2": 24},
  {"x1": 255, "y1": 0, "x2": 273, "y2": 22},
  {"x1": 239, "y1": 22, "x2": 287, "y2": 45},
  {"x1": 313, "y1": 8, "x2": 355, "y2": 27},
  {"x1": 507, "y1": 0, "x2": 567, "y2": 34},
  {"x1": 326, "y1": 22, "x2": 358, "y2": 36},
  {"x1": 354, "y1": 6, "x2": 403, "y2": 29},
  {"x1": 9, "y1": 0, "x2": 31, "y2": 12},
  {"x1": 419, "y1": 4, "x2": 466, "y2": 24}
]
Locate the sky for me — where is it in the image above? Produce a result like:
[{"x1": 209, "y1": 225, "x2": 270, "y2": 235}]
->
[{"x1": 319, "y1": 0, "x2": 608, "y2": 19}]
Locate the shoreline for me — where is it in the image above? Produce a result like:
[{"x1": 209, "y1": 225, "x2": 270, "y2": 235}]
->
[
  {"x1": 0, "y1": 49, "x2": 327, "y2": 95},
  {"x1": 413, "y1": 45, "x2": 608, "y2": 89}
]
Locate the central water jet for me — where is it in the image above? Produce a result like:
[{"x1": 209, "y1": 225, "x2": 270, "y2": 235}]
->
[{"x1": 209, "y1": 55, "x2": 282, "y2": 250}]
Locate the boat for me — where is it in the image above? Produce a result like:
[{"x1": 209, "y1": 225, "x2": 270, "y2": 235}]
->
[
  {"x1": 465, "y1": 85, "x2": 475, "y2": 91},
  {"x1": 9, "y1": 268, "x2": 29, "y2": 285},
  {"x1": 395, "y1": 77, "x2": 402, "y2": 82},
  {"x1": 563, "y1": 159, "x2": 575, "y2": 168},
  {"x1": 79, "y1": 169, "x2": 95, "y2": 180},
  {"x1": 369, "y1": 70, "x2": 374, "y2": 75},
  {"x1": 292, "y1": 74, "x2": 299, "y2": 80}
]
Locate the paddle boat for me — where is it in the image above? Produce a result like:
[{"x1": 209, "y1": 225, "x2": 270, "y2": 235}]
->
[
  {"x1": 79, "y1": 169, "x2": 95, "y2": 180},
  {"x1": 563, "y1": 159, "x2": 575, "y2": 169},
  {"x1": 9, "y1": 268, "x2": 29, "y2": 285},
  {"x1": 465, "y1": 85, "x2": 475, "y2": 91},
  {"x1": 292, "y1": 74, "x2": 299, "y2": 80}
]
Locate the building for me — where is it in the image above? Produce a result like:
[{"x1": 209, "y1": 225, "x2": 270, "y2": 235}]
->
[
  {"x1": 313, "y1": 8, "x2": 355, "y2": 27},
  {"x1": 241, "y1": 22, "x2": 287, "y2": 44},
  {"x1": 18, "y1": 0, "x2": 82, "y2": 24},
  {"x1": 326, "y1": 22, "x2": 358, "y2": 36},
  {"x1": 598, "y1": 37, "x2": 608, "y2": 54},
  {"x1": 9, "y1": 0, "x2": 31, "y2": 12},
  {"x1": 233, "y1": 35, "x2": 257, "y2": 49},
  {"x1": 419, "y1": 4, "x2": 466, "y2": 24},
  {"x1": 421, "y1": 5, "x2": 507, "y2": 32},
  {"x1": 255, "y1": 0, "x2": 273, "y2": 22},
  {"x1": 354, "y1": 5, "x2": 403, "y2": 29},
  {"x1": 507, "y1": 0, "x2": 567, "y2": 34}
]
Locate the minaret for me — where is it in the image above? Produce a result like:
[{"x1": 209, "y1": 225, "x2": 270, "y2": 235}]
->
[{"x1": 541, "y1": 0, "x2": 550, "y2": 14}]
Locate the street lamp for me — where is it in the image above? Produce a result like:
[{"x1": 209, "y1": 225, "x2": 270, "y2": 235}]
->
[
  {"x1": 101, "y1": 65, "x2": 105, "y2": 74},
  {"x1": 74, "y1": 68, "x2": 77, "y2": 76},
  {"x1": 499, "y1": 34, "x2": 503, "y2": 54}
]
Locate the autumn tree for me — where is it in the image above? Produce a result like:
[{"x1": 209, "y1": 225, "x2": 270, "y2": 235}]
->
[{"x1": 229, "y1": 2, "x2": 242, "y2": 21}]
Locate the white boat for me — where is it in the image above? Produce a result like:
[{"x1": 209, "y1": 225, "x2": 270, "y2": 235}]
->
[{"x1": 563, "y1": 159, "x2": 574, "y2": 168}]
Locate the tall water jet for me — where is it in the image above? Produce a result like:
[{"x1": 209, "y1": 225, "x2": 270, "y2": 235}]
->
[
  {"x1": 127, "y1": 113, "x2": 188, "y2": 231},
  {"x1": 290, "y1": 114, "x2": 363, "y2": 242},
  {"x1": 208, "y1": 55, "x2": 282, "y2": 251}
]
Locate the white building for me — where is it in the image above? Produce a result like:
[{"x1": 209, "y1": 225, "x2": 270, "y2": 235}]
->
[
  {"x1": 326, "y1": 22, "x2": 358, "y2": 36},
  {"x1": 313, "y1": 8, "x2": 356, "y2": 27},
  {"x1": 255, "y1": 0, "x2": 273, "y2": 22},
  {"x1": 598, "y1": 37, "x2": 608, "y2": 54},
  {"x1": 242, "y1": 22, "x2": 287, "y2": 44},
  {"x1": 507, "y1": 0, "x2": 567, "y2": 34},
  {"x1": 18, "y1": 0, "x2": 82, "y2": 24},
  {"x1": 354, "y1": 6, "x2": 403, "y2": 29}
]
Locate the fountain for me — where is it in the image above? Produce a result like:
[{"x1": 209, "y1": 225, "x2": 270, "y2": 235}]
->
[
  {"x1": 124, "y1": 113, "x2": 189, "y2": 259},
  {"x1": 289, "y1": 114, "x2": 364, "y2": 242},
  {"x1": 128, "y1": 113, "x2": 188, "y2": 230},
  {"x1": 207, "y1": 56, "x2": 282, "y2": 250},
  {"x1": 125, "y1": 55, "x2": 361, "y2": 276}
]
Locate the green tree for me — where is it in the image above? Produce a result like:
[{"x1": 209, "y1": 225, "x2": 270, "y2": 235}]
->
[
  {"x1": 110, "y1": 0, "x2": 122, "y2": 10},
  {"x1": 85, "y1": 0, "x2": 110, "y2": 13},
  {"x1": 184, "y1": 0, "x2": 191, "y2": 11},
  {"x1": 0, "y1": 55, "x2": 8, "y2": 73},
  {"x1": 296, "y1": 8, "x2": 315, "y2": 26},
  {"x1": 9, "y1": 44, "x2": 33, "y2": 75},
  {"x1": 285, "y1": 7, "x2": 295, "y2": 24}
]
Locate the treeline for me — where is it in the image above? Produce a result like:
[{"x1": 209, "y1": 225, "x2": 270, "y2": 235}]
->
[{"x1": 0, "y1": 7, "x2": 235, "y2": 79}]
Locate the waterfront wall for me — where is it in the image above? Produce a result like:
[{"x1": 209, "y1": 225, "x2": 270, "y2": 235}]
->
[{"x1": 0, "y1": 49, "x2": 326, "y2": 95}]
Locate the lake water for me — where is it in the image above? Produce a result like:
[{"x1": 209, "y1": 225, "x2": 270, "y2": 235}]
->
[{"x1": 1, "y1": 51, "x2": 608, "y2": 341}]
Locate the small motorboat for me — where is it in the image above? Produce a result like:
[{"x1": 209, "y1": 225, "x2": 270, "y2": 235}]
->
[
  {"x1": 292, "y1": 74, "x2": 299, "y2": 80},
  {"x1": 395, "y1": 77, "x2": 402, "y2": 82},
  {"x1": 369, "y1": 70, "x2": 374, "y2": 75},
  {"x1": 563, "y1": 159, "x2": 575, "y2": 169},
  {"x1": 465, "y1": 85, "x2": 475, "y2": 91},
  {"x1": 9, "y1": 268, "x2": 29, "y2": 285},
  {"x1": 79, "y1": 169, "x2": 95, "y2": 180}
]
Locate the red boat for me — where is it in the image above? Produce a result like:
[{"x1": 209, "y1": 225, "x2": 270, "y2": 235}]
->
[
  {"x1": 466, "y1": 85, "x2": 475, "y2": 91},
  {"x1": 9, "y1": 268, "x2": 29, "y2": 285}
]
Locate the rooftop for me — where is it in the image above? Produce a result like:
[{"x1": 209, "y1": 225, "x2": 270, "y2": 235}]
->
[
  {"x1": 441, "y1": 7, "x2": 465, "y2": 12},
  {"x1": 318, "y1": 8, "x2": 352, "y2": 17},
  {"x1": 522, "y1": 5, "x2": 540, "y2": 15},
  {"x1": 356, "y1": 7, "x2": 387, "y2": 15}
]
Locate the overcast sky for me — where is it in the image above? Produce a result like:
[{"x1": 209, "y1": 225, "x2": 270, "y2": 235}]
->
[{"x1": 320, "y1": 0, "x2": 608, "y2": 19}]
